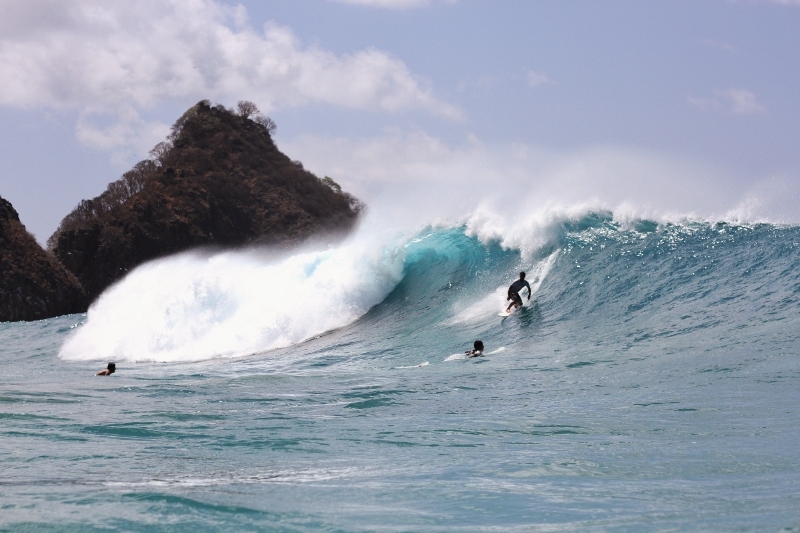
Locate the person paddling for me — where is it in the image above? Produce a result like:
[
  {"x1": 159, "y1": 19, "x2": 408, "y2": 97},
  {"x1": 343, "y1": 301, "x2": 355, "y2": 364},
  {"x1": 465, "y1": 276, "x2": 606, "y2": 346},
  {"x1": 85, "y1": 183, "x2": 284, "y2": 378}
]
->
[
  {"x1": 96, "y1": 362, "x2": 116, "y2": 376},
  {"x1": 465, "y1": 340, "x2": 484, "y2": 357},
  {"x1": 505, "y1": 272, "x2": 531, "y2": 313}
]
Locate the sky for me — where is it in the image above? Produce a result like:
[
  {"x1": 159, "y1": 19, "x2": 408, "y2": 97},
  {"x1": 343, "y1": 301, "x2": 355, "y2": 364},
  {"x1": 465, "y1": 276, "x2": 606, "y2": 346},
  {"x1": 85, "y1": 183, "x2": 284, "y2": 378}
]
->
[{"x1": 1, "y1": 0, "x2": 799, "y2": 243}]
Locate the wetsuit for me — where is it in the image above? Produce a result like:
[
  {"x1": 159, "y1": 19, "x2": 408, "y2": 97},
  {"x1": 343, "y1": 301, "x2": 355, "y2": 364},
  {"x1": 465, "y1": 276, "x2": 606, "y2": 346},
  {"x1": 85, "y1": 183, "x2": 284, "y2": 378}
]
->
[{"x1": 508, "y1": 278, "x2": 531, "y2": 307}]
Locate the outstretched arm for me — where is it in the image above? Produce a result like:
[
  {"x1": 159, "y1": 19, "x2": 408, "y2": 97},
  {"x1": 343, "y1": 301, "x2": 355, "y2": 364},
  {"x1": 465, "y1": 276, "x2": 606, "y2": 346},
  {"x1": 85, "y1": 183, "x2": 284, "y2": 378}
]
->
[{"x1": 526, "y1": 281, "x2": 532, "y2": 300}]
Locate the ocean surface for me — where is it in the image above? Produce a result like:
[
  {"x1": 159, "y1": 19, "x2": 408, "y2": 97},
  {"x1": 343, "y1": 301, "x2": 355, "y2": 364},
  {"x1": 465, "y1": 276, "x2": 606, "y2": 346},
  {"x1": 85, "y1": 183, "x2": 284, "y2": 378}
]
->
[{"x1": 2, "y1": 210, "x2": 799, "y2": 531}]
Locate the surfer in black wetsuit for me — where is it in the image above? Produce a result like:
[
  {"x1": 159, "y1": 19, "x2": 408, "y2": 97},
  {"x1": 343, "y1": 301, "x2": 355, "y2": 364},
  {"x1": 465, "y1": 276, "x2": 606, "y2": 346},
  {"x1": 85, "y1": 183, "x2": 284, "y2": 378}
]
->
[
  {"x1": 96, "y1": 362, "x2": 116, "y2": 376},
  {"x1": 506, "y1": 272, "x2": 531, "y2": 313},
  {"x1": 466, "y1": 340, "x2": 484, "y2": 357}
]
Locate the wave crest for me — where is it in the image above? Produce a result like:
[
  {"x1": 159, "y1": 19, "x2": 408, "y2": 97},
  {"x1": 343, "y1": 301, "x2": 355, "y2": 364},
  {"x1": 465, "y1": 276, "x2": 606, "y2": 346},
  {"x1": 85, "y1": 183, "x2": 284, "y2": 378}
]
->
[{"x1": 59, "y1": 236, "x2": 405, "y2": 363}]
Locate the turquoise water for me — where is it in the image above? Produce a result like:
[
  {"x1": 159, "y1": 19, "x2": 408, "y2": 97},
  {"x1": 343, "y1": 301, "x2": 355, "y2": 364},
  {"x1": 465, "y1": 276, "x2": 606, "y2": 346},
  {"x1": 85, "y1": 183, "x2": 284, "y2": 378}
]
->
[{"x1": 2, "y1": 215, "x2": 800, "y2": 531}]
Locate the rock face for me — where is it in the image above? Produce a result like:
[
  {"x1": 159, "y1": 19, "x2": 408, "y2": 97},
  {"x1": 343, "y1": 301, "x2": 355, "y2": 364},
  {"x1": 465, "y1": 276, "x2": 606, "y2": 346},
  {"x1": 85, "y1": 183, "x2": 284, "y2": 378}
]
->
[
  {"x1": 0, "y1": 196, "x2": 86, "y2": 321},
  {"x1": 50, "y1": 101, "x2": 362, "y2": 305}
]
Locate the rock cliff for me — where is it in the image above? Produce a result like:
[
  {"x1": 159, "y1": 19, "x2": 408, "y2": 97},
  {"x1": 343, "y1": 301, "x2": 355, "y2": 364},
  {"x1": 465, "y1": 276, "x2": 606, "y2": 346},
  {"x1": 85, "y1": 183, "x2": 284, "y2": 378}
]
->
[
  {"x1": 49, "y1": 100, "x2": 363, "y2": 305},
  {"x1": 0, "y1": 196, "x2": 86, "y2": 321}
]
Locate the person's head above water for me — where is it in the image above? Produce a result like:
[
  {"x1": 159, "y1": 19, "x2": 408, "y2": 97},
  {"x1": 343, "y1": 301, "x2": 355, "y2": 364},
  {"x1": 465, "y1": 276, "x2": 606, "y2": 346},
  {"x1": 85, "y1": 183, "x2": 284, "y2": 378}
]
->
[
  {"x1": 519, "y1": 272, "x2": 526, "y2": 279},
  {"x1": 96, "y1": 362, "x2": 116, "y2": 376},
  {"x1": 474, "y1": 340, "x2": 484, "y2": 352}
]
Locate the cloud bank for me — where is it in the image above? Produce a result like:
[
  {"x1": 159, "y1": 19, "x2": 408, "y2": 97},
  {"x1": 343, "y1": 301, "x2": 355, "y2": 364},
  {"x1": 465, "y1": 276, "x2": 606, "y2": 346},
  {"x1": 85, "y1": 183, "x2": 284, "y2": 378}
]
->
[{"x1": 0, "y1": 0, "x2": 458, "y2": 150}]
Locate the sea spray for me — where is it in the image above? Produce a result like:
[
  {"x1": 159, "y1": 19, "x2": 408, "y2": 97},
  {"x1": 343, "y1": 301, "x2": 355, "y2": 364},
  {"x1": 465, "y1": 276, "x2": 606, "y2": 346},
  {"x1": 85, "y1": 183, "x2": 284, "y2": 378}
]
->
[{"x1": 59, "y1": 234, "x2": 406, "y2": 363}]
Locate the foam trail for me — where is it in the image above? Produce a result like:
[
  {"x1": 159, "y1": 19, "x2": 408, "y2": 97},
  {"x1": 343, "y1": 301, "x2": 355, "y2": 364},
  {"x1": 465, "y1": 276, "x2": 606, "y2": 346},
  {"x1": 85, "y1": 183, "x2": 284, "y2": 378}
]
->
[
  {"x1": 60, "y1": 234, "x2": 406, "y2": 363},
  {"x1": 395, "y1": 362, "x2": 430, "y2": 369}
]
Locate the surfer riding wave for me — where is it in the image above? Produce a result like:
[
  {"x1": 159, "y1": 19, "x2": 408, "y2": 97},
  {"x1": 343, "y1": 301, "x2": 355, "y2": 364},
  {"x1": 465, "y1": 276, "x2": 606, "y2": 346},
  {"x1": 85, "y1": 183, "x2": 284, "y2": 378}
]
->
[{"x1": 506, "y1": 272, "x2": 531, "y2": 313}]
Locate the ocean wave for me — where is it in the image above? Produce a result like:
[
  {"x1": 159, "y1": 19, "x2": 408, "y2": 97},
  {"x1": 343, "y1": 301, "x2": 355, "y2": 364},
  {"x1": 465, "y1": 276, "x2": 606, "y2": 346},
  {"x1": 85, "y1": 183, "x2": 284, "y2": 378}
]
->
[{"x1": 58, "y1": 205, "x2": 800, "y2": 364}]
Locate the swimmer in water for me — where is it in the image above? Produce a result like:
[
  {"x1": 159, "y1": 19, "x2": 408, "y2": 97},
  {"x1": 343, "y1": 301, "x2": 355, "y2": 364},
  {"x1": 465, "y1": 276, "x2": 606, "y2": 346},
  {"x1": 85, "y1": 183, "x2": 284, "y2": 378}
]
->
[
  {"x1": 465, "y1": 340, "x2": 484, "y2": 357},
  {"x1": 96, "y1": 362, "x2": 116, "y2": 376}
]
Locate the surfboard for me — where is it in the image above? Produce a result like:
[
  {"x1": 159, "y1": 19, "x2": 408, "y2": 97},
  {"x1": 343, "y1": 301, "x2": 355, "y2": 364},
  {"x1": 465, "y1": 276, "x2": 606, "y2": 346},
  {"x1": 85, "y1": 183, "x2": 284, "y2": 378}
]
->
[{"x1": 498, "y1": 305, "x2": 521, "y2": 317}]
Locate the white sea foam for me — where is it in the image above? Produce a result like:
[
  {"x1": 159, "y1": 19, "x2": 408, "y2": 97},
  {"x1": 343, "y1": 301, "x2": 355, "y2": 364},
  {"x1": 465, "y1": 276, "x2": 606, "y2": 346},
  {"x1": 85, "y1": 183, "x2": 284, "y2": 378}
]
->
[
  {"x1": 289, "y1": 133, "x2": 800, "y2": 231},
  {"x1": 395, "y1": 361, "x2": 430, "y2": 369},
  {"x1": 59, "y1": 231, "x2": 406, "y2": 363},
  {"x1": 100, "y1": 467, "x2": 349, "y2": 488}
]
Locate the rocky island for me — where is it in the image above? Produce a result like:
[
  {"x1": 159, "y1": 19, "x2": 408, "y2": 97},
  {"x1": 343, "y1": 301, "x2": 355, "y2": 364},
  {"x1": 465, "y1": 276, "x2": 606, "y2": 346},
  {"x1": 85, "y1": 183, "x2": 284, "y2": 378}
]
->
[
  {"x1": 0, "y1": 196, "x2": 86, "y2": 321},
  {"x1": 48, "y1": 100, "x2": 363, "y2": 306}
]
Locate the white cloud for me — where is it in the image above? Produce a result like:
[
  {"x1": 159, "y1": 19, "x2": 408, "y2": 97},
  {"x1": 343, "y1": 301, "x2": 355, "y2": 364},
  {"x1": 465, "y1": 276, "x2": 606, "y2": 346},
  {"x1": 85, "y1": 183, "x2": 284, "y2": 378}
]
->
[
  {"x1": 723, "y1": 88, "x2": 766, "y2": 114},
  {"x1": 688, "y1": 88, "x2": 765, "y2": 115},
  {"x1": 0, "y1": 0, "x2": 459, "y2": 149},
  {"x1": 526, "y1": 69, "x2": 553, "y2": 88},
  {"x1": 75, "y1": 107, "x2": 171, "y2": 163},
  {"x1": 700, "y1": 38, "x2": 736, "y2": 52},
  {"x1": 328, "y1": 0, "x2": 456, "y2": 8}
]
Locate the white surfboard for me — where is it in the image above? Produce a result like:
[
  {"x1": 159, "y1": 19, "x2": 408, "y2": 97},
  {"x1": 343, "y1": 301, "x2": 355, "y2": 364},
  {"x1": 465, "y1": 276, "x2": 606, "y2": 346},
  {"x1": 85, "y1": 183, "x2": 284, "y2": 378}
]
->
[{"x1": 498, "y1": 305, "x2": 521, "y2": 317}]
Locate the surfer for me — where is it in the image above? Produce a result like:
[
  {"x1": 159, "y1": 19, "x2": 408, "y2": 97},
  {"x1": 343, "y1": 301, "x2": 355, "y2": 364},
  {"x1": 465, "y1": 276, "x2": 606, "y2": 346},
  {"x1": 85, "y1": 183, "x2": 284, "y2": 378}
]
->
[
  {"x1": 466, "y1": 340, "x2": 484, "y2": 357},
  {"x1": 505, "y1": 271, "x2": 531, "y2": 313},
  {"x1": 96, "y1": 362, "x2": 116, "y2": 376}
]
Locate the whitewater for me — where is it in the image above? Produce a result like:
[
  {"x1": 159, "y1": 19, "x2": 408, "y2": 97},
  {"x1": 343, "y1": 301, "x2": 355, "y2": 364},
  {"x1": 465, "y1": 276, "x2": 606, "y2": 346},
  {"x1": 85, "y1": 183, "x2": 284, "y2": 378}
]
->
[{"x1": 2, "y1": 205, "x2": 799, "y2": 531}]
